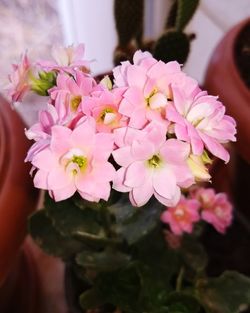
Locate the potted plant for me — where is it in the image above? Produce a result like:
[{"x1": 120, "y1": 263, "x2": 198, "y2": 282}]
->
[{"x1": 6, "y1": 41, "x2": 250, "y2": 313}]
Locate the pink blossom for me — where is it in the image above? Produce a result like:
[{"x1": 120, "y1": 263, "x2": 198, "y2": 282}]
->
[
  {"x1": 31, "y1": 117, "x2": 115, "y2": 202},
  {"x1": 7, "y1": 52, "x2": 31, "y2": 102},
  {"x1": 37, "y1": 44, "x2": 90, "y2": 74},
  {"x1": 167, "y1": 87, "x2": 237, "y2": 162},
  {"x1": 161, "y1": 196, "x2": 200, "y2": 235},
  {"x1": 82, "y1": 87, "x2": 128, "y2": 132},
  {"x1": 49, "y1": 72, "x2": 97, "y2": 124},
  {"x1": 192, "y1": 187, "x2": 233, "y2": 233},
  {"x1": 113, "y1": 50, "x2": 196, "y2": 129},
  {"x1": 112, "y1": 121, "x2": 194, "y2": 207},
  {"x1": 25, "y1": 104, "x2": 60, "y2": 162}
]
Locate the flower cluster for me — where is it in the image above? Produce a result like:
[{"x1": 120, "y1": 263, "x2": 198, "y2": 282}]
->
[
  {"x1": 7, "y1": 44, "x2": 236, "y2": 232},
  {"x1": 161, "y1": 187, "x2": 233, "y2": 236}
]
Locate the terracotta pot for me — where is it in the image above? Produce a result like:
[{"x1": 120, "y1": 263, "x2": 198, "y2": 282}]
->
[
  {"x1": 0, "y1": 95, "x2": 40, "y2": 312},
  {"x1": 204, "y1": 18, "x2": 250, "y2": 163},
  {"x1": 202, "y1": 19, "x2": 250, "y2": 277}
]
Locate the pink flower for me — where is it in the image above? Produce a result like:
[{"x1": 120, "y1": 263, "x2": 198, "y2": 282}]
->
[
  {"x1": 7, "y1": 52, "x2": 31, "y2": 102},
  {"x1": 49, "y1": 72, "x2": 97, "y2": 124},
  {"x1": 82, "y1": 87, "x2": 128, "y2": 132},
  {"x1": 25, "y1": 104, "x2": 60, "y2": 162},
  {"x1": 192, "y1": 188, "x2": 233, "y2": 233},
  {"x1": 31, "y1": 117, "x2": 115, "y2": 202},
  {"x1": 161, "y1": 196, "x2": 200, "y2": 235},
  {"x1": 167, "y1": 87, "x2": 236, "y2": 162},
  {"x1": 113, "y1": 50, "x2": 195, "y2": 129},
  {"x1": 112, "y1": 122, "x2": 194, "y2": 207},
  {"x1": 37, "y1": 44, "x2": 90, "y2": 74}
]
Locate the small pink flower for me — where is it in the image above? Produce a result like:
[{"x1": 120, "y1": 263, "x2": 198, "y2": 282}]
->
[
  {"x1": 192, "y1": 187, "x2": 233, "y2": 233},
  {"x1": 49, "y1": 72, "x2": 97, "y2": 124},
  {"x1": 113, "y1": 50, "x2": 194, "y2": 129},
  {"x1": 161, "y1": 196, "x2": 200, "y2": 235},
  {"x1": 191, "y1": 187, "x2": 215, "y2": 208},
  {"x1": 37, "y1": 44, "x2": 90, "y2": 74},
  {"x1": 7, "y1": 52, "x2": 31, "y2": 102},
  {"x1": 82, "y1": 88, "x2": 128, "y2": 133},
  {"x1": 167, "y1": 87, "x2": 236, "y2": 162},
  {"x1": 112, "y1": 122, "x2": 194, "y2": 207},
  {"x1": 31, "y1": 117, "x2": 115, "y2": 202}
]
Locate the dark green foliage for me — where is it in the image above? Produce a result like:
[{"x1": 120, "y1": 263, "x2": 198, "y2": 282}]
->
[
  {"x1": 180, "y1": 236, "x2": 207, "y2": 274},
  {"x1": 29, "y1": 192, "x2": 250, "y2": 313},
  {"x1": 154, "y1": 30, "x2": 190, "y2": 64},
  {"x1": 165, "y1": 292, "x2": 201, "y2": 313},
  {"x1": 76, "y1": 249, "x2": 130, "y2": 272},
  {"x1": 197, "y1": 271, "x2": 250, "y2": 313},
  {"x1": 29, "y1": 209, "x2": 84, "y2": 259},
  {"x1": 110, "y1": 197, "x2": 163, "y2": 244}
]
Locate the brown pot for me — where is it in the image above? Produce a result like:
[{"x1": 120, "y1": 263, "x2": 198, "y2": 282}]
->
[
  {"x1": 204, "y1": 18, "x2": 250, "y2": 200},
  {"x1": 0, "y1": 95, "x2": 40, "y2": 312},
  {"x1": 204, "y1": 18, "x2": 250, "y2": 163},
  {"x1": 203, "y1": 19, "x2": 250, "y2": 277}
]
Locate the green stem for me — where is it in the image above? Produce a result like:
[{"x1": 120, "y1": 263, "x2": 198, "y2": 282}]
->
[{"x1": 176, "y1": 267, "x2": 185, "y2": 292}]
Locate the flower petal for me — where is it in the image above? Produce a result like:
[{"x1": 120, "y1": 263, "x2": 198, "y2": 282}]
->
[
  {"x1": 129, "y1": 176, "x2": 154, "y2": 207},
  {"x1": 124, "y1": 161, "x2": 147, "y2": 187},
  {"x1": 153, "y1": 166, "x2": 177, "y2": 199}
]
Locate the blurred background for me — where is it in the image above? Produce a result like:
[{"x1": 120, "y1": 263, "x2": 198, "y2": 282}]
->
[{"x1": 0, "y1": 0, "x2": 249, "y2": 88}]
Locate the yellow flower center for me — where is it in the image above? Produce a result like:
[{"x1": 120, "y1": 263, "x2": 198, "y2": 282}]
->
[
  {"x1": 70, "y1": 95, "x2": 82, "y2": 111},
  {"x1": 99, "y1": 107, "x2": 117, "y2": 125},
  {"x1": 72, "y1": 155, "x2": 87, "y2": 168},
  {"x1": 147, "y1": 154, "x2": 162, "y2": 168}
]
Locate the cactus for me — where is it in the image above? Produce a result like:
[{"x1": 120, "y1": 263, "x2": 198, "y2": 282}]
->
[
  {"x1": 176, "y1": 0, "x2": 200, "y2": 31},
  {"x1": 153, "y1": 0, "x2": 199, "y2": 65},
  {"x1": 165, "y1": 0, "x2": 178, "y2": 29},
  {"x1": 114, "y1": 0, "x2": 144, "y2": 65},
  {"x1": 154, "y1": 30, "x2": 190, "y2": 64}
]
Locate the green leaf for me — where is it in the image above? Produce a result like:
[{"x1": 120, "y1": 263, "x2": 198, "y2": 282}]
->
[
  {"x1": 108, "y1": 194, "x2": 137, "y2": 224},
  {"x1": 180, "y1": 236, "x2": 207, "y2": 273},
  {"x1": 44, "y1": 193, "x2": 103, "y2": 238},
  {"x1": 197, "y1": 271, "x2": 250, "y2": 313},
  {"x1": 176, "y1": 0, "x2": 200, "y2": 31},
  {"x1": 79, "y1": 288, "x2": 105, "y2": 310},
  {"x1": 28, "y1": 209, "x2": 84, "y2": 259},
  {"x1": 115, "y1": 198, "x2": 163, "y2": 245},
  {"x1": 73, "y1": 195, "x2": 103, "y2": 211},
  {"x1": 95, "y1": 265, "x2": 141, "y2": 313},
  {"x1": 76, "y1": 249, "x2": 130, "y2": 272},
  {"x1": 165, "y1": 292, "x2": 201, "y2": 313}
]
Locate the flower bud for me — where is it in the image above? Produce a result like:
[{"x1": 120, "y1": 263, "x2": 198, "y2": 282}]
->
[
  {"x1": 30, "y1": 71, "x2": 56, "y2": 96},
  {"x1": 187, "y1": 154, "x2": 211, "y2": 182}
]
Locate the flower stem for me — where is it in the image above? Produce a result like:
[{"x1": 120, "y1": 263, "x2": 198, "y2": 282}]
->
[{"x1": 176, "y1": 267, "x2": 185, "y2": 292}]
